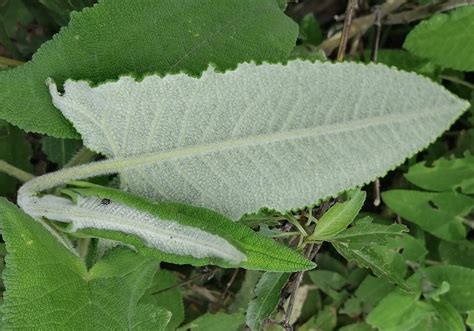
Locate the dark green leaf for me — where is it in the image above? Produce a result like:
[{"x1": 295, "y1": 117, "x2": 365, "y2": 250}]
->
[
  {"x1": 439, "y1": 240, "x2": 474, "y2": 268},
  {"x1": 0, "y1": 198, "x2": 170, "y2": 329},
  {"x1": 178, "y1": 312, "x2": 244, "y2": 331},
  {"x1": 0, "y1": 0, "x2": 297, "y2": 137},
  {"x1": 246, "y1": 272, "x2": 290, "y2": 331},
  {"x1": 42, "y1": 136, "x2": 82, "y2": 167},
  {"x1": 382, "y1": 190, "x2": 473, "y2": 242}
]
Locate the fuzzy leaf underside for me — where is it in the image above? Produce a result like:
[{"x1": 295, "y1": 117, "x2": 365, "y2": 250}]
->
[
  {"x1": 49, "y1": 61, "x2": 469, "y2": 219},
  {"x1": 23, "y1": 182, "x2": 314, "y2": 272},
  {"x1": 0, "y1": 0, "x2": 297, "y2": 137},
  {"x1": 0, "y1": 198, "x2": 171, "y2": 330},
  {"x1": 404, "y1": 6, "x2": 474, "y2": 71}
]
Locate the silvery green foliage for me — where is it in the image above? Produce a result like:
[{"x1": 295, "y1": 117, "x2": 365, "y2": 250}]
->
[
  {"x1": 48, "y1": 61, "x2": 469, "y2": 219},
  {"x1": 21, "y1": 194, "x2": 246, "y2": 263}
]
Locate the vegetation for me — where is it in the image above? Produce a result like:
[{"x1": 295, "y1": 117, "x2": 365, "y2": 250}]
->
[{"x1": 0, "y1": 0, "x2": 473, "y2": 330}]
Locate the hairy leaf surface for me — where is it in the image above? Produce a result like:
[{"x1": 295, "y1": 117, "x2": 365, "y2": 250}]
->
[
  {"x1": 48, "y1": 61, "x2": 469, "y2": 219},
  {"x1": 22, "y1": 182, "x2": 314, "y2": 272},
  {"x1": 0, "y1": 0, "x2": 297, "y2": 137},
  {"x1": 404, "y1": 6, "x2": 474, "y2": 71},
  {"x1": 0, "y1": 198, "x2": 171, "y2": 330}
]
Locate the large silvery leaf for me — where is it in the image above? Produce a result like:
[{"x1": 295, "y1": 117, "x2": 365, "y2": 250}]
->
[
  {"x1": 48, "y1": 61, "x2": 469, "y2": 219},
  {"x1": 0, "y1": 0, "x2": 297, "y2": 138}
]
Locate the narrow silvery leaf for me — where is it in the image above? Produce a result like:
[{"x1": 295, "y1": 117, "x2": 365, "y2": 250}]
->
[
  {"x1": 22, "y1": 182, "x2": 314, "y2": 272},
  {"x1": 309, "y1": 190, "x2": 366, "y2": 241},
  {"x1": 48, "y1": 60, "x2": 469, "y2": 220}
]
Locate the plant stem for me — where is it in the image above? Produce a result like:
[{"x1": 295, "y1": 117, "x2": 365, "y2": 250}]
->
[
  {"x1": 320, "y1": 0, "x2": 407, "y2": 55},
  {"x1": 0, "y1": 160, "x2": 34, "y2": 182},
  {"x1": 384, "y1": 0, "x2": 474, "y2": 25},
  {"x1": 337, "y1": 0, "x2": 357, "y2": 61},
  {"x1": 77, "y1": 237, "x2": 91, "y2": 259},
  {"x1": 440, "y1": 75, "x2": 474, "y2": 90},
  {"x1": 0, "y1": 55, "x2": 24, "y2": 67}
]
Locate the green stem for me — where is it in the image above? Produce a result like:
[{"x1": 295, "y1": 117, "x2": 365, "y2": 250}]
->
[
  {"x1": 0, "y1": 55, "x2": 24, "y2": 67},
  {"x1": 65, "y1": 147, "x2": 96, "y2": 168},
  {"x1": 0, "y1": 160, "x2": 34, "y2": 182},
  {"x1": 440, "y1": 75, "x2": 474, "y2": 90}
]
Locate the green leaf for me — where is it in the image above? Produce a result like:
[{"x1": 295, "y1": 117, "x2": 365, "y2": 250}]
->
[
  {"x1": 405, "y1": 154, "x2": 474, "y2": 194},
  {"x1": 429, "y1": 300, "x2": 465, "y2": 331},
  {"x1": 299, "y1": 306, "x2": 337, "y2": 331},
  {"x1": 309, "y1": 190, "x2": 366, "y2": 241},
  {"x1": 308, "y1": 270, "x2": 347, "y2": 296},
  {"x1": 404, "y1": 6, "x2": 474, "y2": 71},
  {"x1": 0, "y1": 0, "x2": 297, "y2": 137},
  {"x1": 467, "y1": 310, "x2": 474, "y2": 328},
  {"x1": 44, "y1": 61, "x2": 469, "y2": 219},
  {"x1": 229, "y1": 271, "x2": 262, "y2": 313},
  {"x1": 0, "y1": 120, "x2": 32, "y2": 197},
  {"x1": 179, "y1": 312, "x2": 244, "y2": 331},
  {"x1": 37, "y1": 0, "x2": 95, "y2": 26},
  {"x1": 339, "y1": 323, "x2": 373, "y2": 331},
  {"x1": 439, "y1": 240, "x2": 474, "y2": 268},
  {"x1": 382, "y1": 190, "x2": 473, "y2": 242},
  {"x1": 246, "y1": 272, "x2": 290, "y2": 331},
  {"x1": 332, "y1": 242, "x2": 410, "y2": 290},
  {"x1": 355, "y1": 275, "x2": 395, "y2": 309},
  {"x1": 23, "y1": 182, "x2": 315, "y2": 272},
  {"x1": 423, "y1": 265, "x2": 474, "y2": 312},
  {"x1": 0, "y1": 198, "x2": 171, "y2": 329},
  {"x1": 42, "y1": 136, "x2": 82, "y2": 167},
  {"x1": 329, "y1": 217, "x2": 407, "y2": 248},
  {"x1": 367, "y1": 289, "x2": 432, "y2": 331},
  {"x1": 140, "y1": 270, "x2": 184, "y2": 331},
  {"x1": 363, "y1": 49, "x2": 438, "y2": 77},
  {"x1": 299, "y1": 14, "x2": 323, "y2": 45}
]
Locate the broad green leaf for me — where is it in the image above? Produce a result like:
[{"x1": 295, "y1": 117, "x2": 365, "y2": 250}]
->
[
  {"x1": 355, "y1": 275, "x2": 395, "y2": 309},
  {"x1": 309, "y1": 190, "x2": 366, "y2": 241},
  {"x1": 386, "y1": 234, "x2": 428, "y2": 263},
  {"x1": 37, "y1": 0, "x2": 95, "y2": 26},
  {"x1": 308, "y1": 270, "x2": 347, "y2": 294},
  {"x1": 382, "y1": 190, "x2": 473, "y2": 242},
  {"x1": 46, "y1": 61, "x2": 469, "y2": 219},
  {"x1": 429, "y1": 300, "x2": 465, "y2": 331},
  {"x1": 366, "y1": 289, "x2": 432, "y2": 331},
  {"x1": 329, "y1": 217, "x2": 407, "y2": 249},
  {"x1": 299, "y1": 14, "x2": 323, "y2": 45},
  {"x1": 363, "y1": 49, "x2": 438, "y2": 77},
  {"x1": 0, "y1": 198, "x2": 171, "y2": 329},
  {"x1": 178, "y1": 312, "x2": 244, "y2": 331},
  {"x1": 0, "y1": 0, "x2": 297, "y2": 137},
  {"x1": 332, "y1": 242, "x2": 410, "y2": 290},
  {"x1": 439, "y1": 240, "x2": 474, "y2": 268},
  {"x1": 0, "y1": 120, "x2": 32, "y2": 197},
  {"x1": 340, "y1": 297, "x2": 362, "y2": 318},
  {"x1": 406, "y1": 154, "x2": 474, "y2": 194},
  {"x1": 140, "y1": 270, "x2": 184, "y2": 331},
  {"x1": 339, "y1": 323, "x2": 373, "y2": 331},
  {"x1": 246, "y1": 272, "x2": 290, "y2": 331},
  {"x1": 22, "y1": 182, "x2": 315, "y2": 272},
  {"x1": 423, "y1": 265, "x2": 474, "y2": 312},
  {"x1": 404, "y1": 6, "x2": 474, "y2": 71},
  {"x1": 229, "y1": 270, "x2": 262, "y2": 313},
  {"x1": 467, "y1": 310, "x2": 474, "y2": 328},
  {"x1": 42, "y1": 136, "x2": 82, "y2": 167},
  {"x1": 299, "y1": 306, "x2": 337, "y2": 331}
]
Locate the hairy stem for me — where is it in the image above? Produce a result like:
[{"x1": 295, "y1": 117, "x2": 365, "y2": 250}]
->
[
  {"x1": 0, "y1": 160, "x2": 34, "y2": 182},
  {"x1": 64, "y1": 147, "x2": 96, "y2": 168}
]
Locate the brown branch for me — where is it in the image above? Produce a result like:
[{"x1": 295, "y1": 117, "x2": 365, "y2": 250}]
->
[
  {"x1": 320, "y1": 0, "x2": 408, "y2": 55},
  {"x1": 384, "y1": 0, "x2": 474, "y2": 25},
  {"x1": 337, "y1": 0, "x2": 358, "y2": 61}
]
